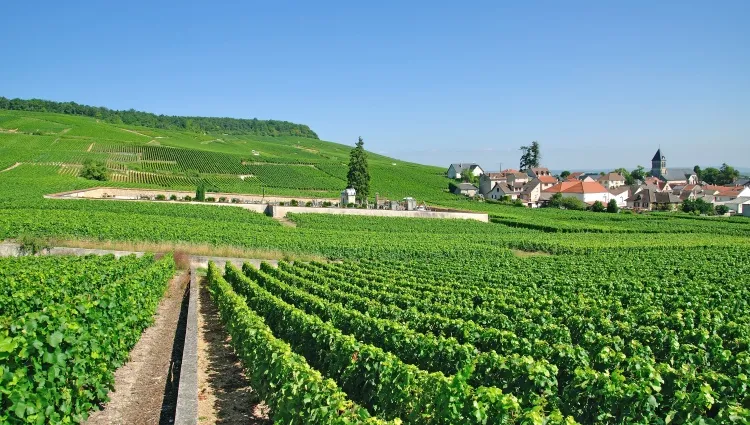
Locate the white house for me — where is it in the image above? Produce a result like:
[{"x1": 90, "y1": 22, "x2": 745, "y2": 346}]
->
[
  {"x1": 598, "y1": 172, "x2": 626, "y2": 189},
  {"x1": 447, "y1": 163, "x2": 484, "y2": 179},
  {"x1": 487, "y1": 183, "x2": 518, "y2": 200},
  {"x1": 715, "y1": 186, "x2": 750, "y2": 202},
  {"x1": 451, "y1": 183, "x2": 478, "y2": 197},
  {"x1": 543, "y1": 181, "x2": 610, "y2": 204},
  {"x1": 721, "y1": 197, "x2": 750, "y2": 214},
  {"x1": 478, "y1": 172, "x2": 505, "y2": 196},
  {"x1": 520, "y1": 180, "x2": 543, "y2": 207}
]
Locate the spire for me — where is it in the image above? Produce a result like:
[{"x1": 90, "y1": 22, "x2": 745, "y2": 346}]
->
[{"x1": 651, "y1": 148, "x2": 662, "y2": 162}]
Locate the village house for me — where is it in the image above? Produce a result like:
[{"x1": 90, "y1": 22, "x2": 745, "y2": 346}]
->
[
  {"x1": 608, "y1": 186, "x2": 631, "y2": 208},
  {"x1": 507, "y1": 171, "x2": 530, "y2": 191},
  {"x1": 543, "y1": 181, "x2": 610, "y2": 205},
  {"x1": 487, "y1": 183, "x2": 518, "y2": 200},
  {"x1": 536, "y1": 175, "x2": 558, "y2": 190},
  {"x1": 671, "y1": 184, "x2": 703, "y2": 201},
  {"x1": 451, "y1": 182, "x2": 478, "y2": 197},
  {"x1": 526, "y1": 167, "x2": 552, "y2": 179},
  {"x1": 447, "y1": 163, "x2": 484, "y2": 179},
  {"x1": 714, "y1": 186, "x2": 750, "y2": 203},
  {"x1": 649, "y1": 149, "x2": 698, "y2": 185},
  {"x1": 721, "y1": 197, "x2": 750, "y2": 215},
  {"x1": 520, "y1": 180, "x2": 543, "y2": 207},
  {"x1": 597, "y1": 172, "x2": 626, "y2": 189},
  {"x1": 478, "y1": 172, "x2": 504, "y2": 196},
  {"x1": 626, "y1": 189, "x2": 681, "y2": 211}
]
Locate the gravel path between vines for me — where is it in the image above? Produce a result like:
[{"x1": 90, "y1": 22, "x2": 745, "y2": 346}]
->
[
  {"x1": 85, "y1": 271, "x2": 190, "y2": 425},
  {"x1": 197, "y1": 280, "x2": 271, "y2": 424}
]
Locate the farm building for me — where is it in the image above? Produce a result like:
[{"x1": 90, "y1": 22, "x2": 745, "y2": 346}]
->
[{"x1": 451, "y1": 183, "x2": 478, "y2": 197}]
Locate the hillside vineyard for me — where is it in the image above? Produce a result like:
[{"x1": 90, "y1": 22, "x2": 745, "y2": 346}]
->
[{"x1": 1, "y1": 107, "x2": 750, "y2": 423}]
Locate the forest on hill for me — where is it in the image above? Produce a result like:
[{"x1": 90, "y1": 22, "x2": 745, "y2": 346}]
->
[{"x1": 0, "y1": 97, "x2": 319, "y2": 138}]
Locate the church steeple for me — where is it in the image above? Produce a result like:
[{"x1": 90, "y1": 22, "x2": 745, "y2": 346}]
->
[{"x1": 651, "y1": 149, "x2": 666, "y2": 177}]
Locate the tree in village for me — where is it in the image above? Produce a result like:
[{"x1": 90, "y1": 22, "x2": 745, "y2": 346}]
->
[
  {"x1": 693, "y1": 165, "x2": 702, "y2": 180},
  {"x1": 719, "y1": 163, "x2": 740, "y2": 185},
  {"x1": 613, "y1": 167, "x2": 635, "y2": 185},
  {"x1": 560, "y1": 170, "x2": 571, "y2": 179},
  {"x1": 591, "y1": 200, "x2": 606, "y2": 212},
  {"x1": 607, "y1": 199, "x2": 619, "y2": 213},
  {"x1": 347, "y1": 136, "x2": 370, "y2": 204},
  {"x1": 519, "y1": 141, "x2": 541, "y2": 171},
  {"x1": 630, "y1": 165, "x2": 646, "y2": 183},
  {"x1": 700, "y1": 167, "x2": 720, "y2": 185}
]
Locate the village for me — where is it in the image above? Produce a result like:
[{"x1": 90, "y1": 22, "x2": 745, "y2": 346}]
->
[{"x1": 447, "y1": 148, "x2": 750, "y2": 216}]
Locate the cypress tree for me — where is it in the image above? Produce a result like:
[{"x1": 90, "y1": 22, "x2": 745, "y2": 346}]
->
[{"x1": 347, "y1": 137, "x2": 370, "y2": 204}]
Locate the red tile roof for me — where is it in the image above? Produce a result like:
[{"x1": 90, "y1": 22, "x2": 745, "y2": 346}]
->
[
  {"x1": 543, "y1": 181, "x2": 608, "y2": 194},
  {"x1": 537, "y1": 175, "x2": 558, "y2": 184}
]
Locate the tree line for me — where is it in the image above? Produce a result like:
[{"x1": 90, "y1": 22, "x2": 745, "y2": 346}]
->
[{"x1": 0, "y1": 97, "x2": 319, "y2": 139}]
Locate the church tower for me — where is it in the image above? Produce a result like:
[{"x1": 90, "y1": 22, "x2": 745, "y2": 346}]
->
[{"x1": 651, "y1": 149, "x2": 666, "y2": 177}]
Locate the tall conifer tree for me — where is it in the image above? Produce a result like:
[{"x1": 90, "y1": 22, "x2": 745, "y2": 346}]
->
[{"x1": 347, "y1": 137, "x2": 370, "y2": 203}]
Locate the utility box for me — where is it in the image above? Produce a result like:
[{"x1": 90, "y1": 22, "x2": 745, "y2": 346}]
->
[{"x1": 341, "y1": 188, "x2": 356, "y2": 205}]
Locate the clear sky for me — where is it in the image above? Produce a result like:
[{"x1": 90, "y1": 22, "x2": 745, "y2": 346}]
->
[{"x1": 2, "y1": 1, "x2": 748, "y2": 170}]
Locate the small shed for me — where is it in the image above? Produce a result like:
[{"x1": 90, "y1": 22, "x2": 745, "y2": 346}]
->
[
  {"x1": 403, "y1": 197, "x2": 416, "y2": 211},
  {"x1": 341, "y1": 188, "x2": 356, "y2": 205}
]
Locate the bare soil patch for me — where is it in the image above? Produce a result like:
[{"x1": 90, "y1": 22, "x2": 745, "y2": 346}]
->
[
  {"x1": 87, "y1": 143, "x2": 94, "y2": 152},
  {"x1": 510, "y1": 249, "x2": 552, "y2": 258},
  {"x1": 86, "y1": 271, "x2": 190, "y2": 425},
  {"x1": 198, "y1": 282, "x2": 271, "y2": 424}
]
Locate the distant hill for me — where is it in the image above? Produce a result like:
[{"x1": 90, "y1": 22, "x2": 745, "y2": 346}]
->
[{"x1": 0, "y1": 97, "x2": 319, "y2": 139}]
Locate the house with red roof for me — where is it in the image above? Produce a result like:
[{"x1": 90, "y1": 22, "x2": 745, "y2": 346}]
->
[{"x1": 543, "y1": 181, "x2": 610, "y2": 205}]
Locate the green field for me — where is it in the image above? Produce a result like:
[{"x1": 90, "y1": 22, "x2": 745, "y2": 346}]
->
[{"x1": 1, "y1": 106, "x2": 750, "y2": 423}]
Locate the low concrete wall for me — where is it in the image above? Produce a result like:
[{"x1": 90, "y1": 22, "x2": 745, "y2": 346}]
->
[
  {"x1": 175, "y1": 268, "x2": 199, "y2": 425},
  {"x1": 46, "y1": 188, "x2": 489, "y2": 222},
  {"x1": 50, "y1": 187, "x2": 337, "y2": 204},
  {"x1": 270, "y1": 206, "x2": 489, "y2": 222}
]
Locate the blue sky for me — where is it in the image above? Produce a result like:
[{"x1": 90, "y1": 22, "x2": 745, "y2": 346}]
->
[{"x1": 2, "y1": 1, "x2": 748, "y2": 170}]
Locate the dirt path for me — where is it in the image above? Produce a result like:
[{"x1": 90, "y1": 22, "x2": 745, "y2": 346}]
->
[
  {"x1": 197, "y1": 281, "x2": 270, "y2": 424},
  {"x1": 120, "y1": 128, "x2": 151, "y2": 138},
  {"x1": 274, "y1": 216, "x2": 297, "y2": 227},
  {"x1": 0, "y1": 162, "x2": 21, "y2": 173},
  {"x1": 86, "y1": 271, "x2": 190, "y2": 425}
]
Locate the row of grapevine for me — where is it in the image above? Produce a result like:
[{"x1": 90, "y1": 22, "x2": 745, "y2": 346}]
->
[
  {"x1": 205, "y1": 263, "x2": 392, "y2": 424},
  {"x1": 265, "y1": 256, "x2": 750, "y2": 423},
  {"x1": 0, "y1": 254, "x2": 175, "y2": 423},
  {"x1": 219, "y1": 261, "x2": 576, "y2": 424}
]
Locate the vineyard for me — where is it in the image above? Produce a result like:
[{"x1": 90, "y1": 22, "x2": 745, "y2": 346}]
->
[
  {"x1": 0, "y1": 110, "x2": 452, "y2": 201},
  {"x1": 0, "y1": 254, "x2": 176, "y2": 424},
  {"x1": 206, "y1": 247, "x2": 750, "y2": 424}
]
